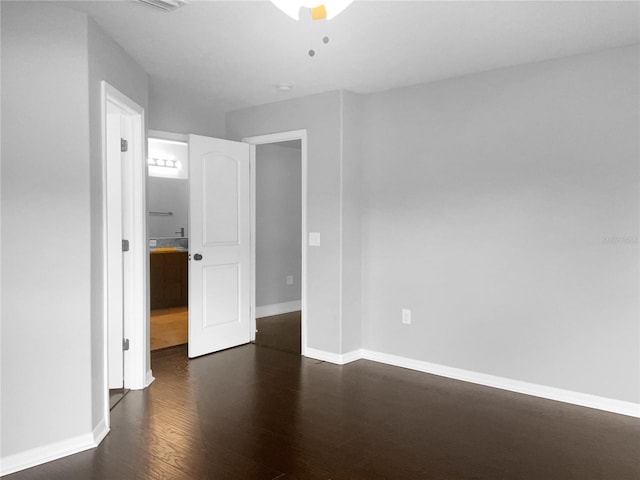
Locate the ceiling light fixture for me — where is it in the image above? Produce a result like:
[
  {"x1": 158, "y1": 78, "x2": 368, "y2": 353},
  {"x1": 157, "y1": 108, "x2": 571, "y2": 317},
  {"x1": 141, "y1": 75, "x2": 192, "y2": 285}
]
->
[{"x1": 270, "y1": 0, "x2": 354, "y2": 21}]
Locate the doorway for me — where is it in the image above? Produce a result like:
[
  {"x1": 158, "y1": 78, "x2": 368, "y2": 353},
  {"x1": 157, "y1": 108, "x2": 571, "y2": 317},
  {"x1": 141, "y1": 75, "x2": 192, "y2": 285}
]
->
[
  {"x1": 148, "y1": 133, "x2": 254, "y2": 359},
  {"x1": 147, "y1": 131, "x2": 189, "y2": 352},
  {"x1": 244, "y1": 131, "x2": 308, "y2": 356}
]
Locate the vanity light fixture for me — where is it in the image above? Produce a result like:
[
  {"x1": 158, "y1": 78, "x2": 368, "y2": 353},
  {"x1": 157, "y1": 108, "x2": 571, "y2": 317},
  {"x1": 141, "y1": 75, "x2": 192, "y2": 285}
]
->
[
  {"x1": 270, "y1": 0, "x2": 354, "y2": 21},
  {"x1": 148, "y1": 158, "x2": 180, "y2": 169}
]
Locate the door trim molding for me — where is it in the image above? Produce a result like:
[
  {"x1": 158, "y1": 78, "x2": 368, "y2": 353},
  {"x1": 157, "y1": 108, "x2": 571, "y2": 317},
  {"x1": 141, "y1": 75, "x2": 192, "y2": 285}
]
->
[
  {"x1": 148, "y1": 129, "x2": 188, "y2": 143},
  {"x1": 101, "y1": 82, "x2": 150, "y2": 435},
  {"x1": 242, "y1": 130, "x2": 308, "y2": 356}
]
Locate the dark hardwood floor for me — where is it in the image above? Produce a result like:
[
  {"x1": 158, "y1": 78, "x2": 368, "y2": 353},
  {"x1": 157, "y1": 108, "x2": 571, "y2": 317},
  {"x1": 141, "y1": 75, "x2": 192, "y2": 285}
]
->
[
  {"x1": 6, "y1": 344, "x2": 639, "y2": 479},
  {"x1": 108, "y1": 388, "x2": 128, "y2": 410},
  {"x1": 255, "y1": 311, "x2": 301, "y2": 355}
]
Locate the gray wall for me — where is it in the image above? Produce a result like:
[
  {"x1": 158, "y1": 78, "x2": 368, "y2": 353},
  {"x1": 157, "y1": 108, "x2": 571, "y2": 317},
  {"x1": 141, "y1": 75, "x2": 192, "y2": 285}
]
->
[
  {"x1": 341, "y1": 91, "x2": 364, "y2": 353},
  {"x1": 1, "y1": 0, "x2": 150, "y2": 459},
  {"x1": 360, "y1": 45, "x2": 640, "y2": 403},
  {"x1": 149, "y1": 78, "x2": 226, "y2": 138},
  {"x1": 1, "y1": 1, "x2": 93, "y2": 457},
  {"x1": 228, "y1": 92, "x2": 364, "y2": 355},
  {"x1": 88, "y1": 14, "x2": 150, "y2": 428},
  {"x1": 227, "y1": 92, "x2": 344, "y2": 353},
  {"x1": 147, "y1": 177, "x2": 189, "y2": 239},
  {"x1": 255, "y1": 143, "x2": 302, "y2": 308}
]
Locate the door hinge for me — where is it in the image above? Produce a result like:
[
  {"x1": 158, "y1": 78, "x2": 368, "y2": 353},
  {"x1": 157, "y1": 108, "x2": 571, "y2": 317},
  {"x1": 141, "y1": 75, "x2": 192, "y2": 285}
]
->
[
  {"x1": 120, "y1": 138, "x2": 128, "y2": 153},
  {"x1": 123, "y1": 338, "x2": 130, "y2": 351},
  {"x1": 122, "y1": 239, "x2": 130, "y2": 252}
]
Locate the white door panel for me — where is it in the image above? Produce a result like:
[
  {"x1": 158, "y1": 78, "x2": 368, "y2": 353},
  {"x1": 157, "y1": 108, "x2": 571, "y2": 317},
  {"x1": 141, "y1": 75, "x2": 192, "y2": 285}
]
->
[
  {"x1": 203, "y1": 154, "x2": 240, "y2": 245},
  {"x1": 189, "y1": 135, "x2": 251, "y2": 358},
  {"x1": 203, "y1": 263, "x2": 239, "y2": 327},
  {"x1": 107, "y1": 110, "x2": 123, "y2": 389}
]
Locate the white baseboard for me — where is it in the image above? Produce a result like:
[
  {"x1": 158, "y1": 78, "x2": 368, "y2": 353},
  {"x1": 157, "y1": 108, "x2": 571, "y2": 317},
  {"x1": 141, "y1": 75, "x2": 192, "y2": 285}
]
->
[
  {"x1": 359, "y1": 350, "x2": 640, "y2": 418},
  {"x1": 341, "y1": 349, "x2": 365, "y2": 364},
  {"x1": 304, "y1": 347, "x2": 363, "y2": 365},
  {"x1": 0, "y1": 430, "x2": 99, "y2": 477},
  {"x1": 255, "y1": 300, "x2": 301, "y2": 318},
  {"x1": 2, "y1": 370, "x2": 151, "y2": 476},
  {"x1": 92, "y1": 418, "x2": 109, "y2": 446},
  {"x1": 303, "y1": 347, "x2": 639, "y2": 418},
  {"x1": 145, "y1": 369, "x2": 155, "y2": 388}
]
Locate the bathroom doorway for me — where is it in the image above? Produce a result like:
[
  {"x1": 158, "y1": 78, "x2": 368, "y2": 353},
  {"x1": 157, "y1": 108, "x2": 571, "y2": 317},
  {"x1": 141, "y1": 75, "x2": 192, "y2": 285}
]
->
[{"x1": 147, "y1": 131, "x2": 189, "y2": 352}]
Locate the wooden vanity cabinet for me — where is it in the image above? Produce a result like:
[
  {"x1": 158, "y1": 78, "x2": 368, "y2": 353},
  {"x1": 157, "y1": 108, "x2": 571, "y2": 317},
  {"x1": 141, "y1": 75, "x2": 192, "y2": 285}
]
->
[{"x1": 150, "y1": 251, "x2": 188, "y2": 309}]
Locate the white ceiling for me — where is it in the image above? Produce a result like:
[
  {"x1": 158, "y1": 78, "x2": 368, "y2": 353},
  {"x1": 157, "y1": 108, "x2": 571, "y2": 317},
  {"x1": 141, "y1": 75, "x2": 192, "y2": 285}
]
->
[{"x1": 64, "y1": 1, "x2": 639, "y2": 112}]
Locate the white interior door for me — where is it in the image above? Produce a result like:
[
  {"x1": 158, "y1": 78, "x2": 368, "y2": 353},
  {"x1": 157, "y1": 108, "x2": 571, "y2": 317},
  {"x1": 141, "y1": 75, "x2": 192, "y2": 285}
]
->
[
  {"x1": 106, "y1": 107, "x2": 124, "y2": 389},
  {"x1": 103, "y1": 81, "x2": 147, "y2": 394},
  {"x1": 188, "y1": 135, "x2": 251, "y2": 358}
]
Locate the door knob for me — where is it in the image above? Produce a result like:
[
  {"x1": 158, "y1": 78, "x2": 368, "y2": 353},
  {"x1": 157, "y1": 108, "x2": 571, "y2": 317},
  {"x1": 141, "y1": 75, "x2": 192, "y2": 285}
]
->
[{"x1": 193, "y1": 253, "x2": 203, "y2": 261}]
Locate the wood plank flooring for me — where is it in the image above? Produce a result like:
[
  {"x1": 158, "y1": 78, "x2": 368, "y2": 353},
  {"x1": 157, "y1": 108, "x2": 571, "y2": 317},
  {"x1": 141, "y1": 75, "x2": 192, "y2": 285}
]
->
[
  {"x1": 255, "y1": 311, "x2": 301, "y2": 355},
  {"x1": 108, "y1": 388, "x2": 128, "y2": 410},
  {"x1": 151, "y1": 308, "x2": 301, "y2": 353},
  {"x1": 6, "y1": 344, "x2": 639, "y2": 479},
  {"x1": 151, "y1": 306, "x2": 188, "y2": 351}
]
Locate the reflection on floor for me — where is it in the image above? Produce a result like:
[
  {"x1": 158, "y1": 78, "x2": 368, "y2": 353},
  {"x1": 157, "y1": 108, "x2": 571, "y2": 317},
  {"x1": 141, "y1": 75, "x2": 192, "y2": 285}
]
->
[
  {"x1": 254, "y1": 310, "x2": 301, "y2": 355},
  {"x1": 151, "y1": 306, "x2": 188, "y2": 351}
]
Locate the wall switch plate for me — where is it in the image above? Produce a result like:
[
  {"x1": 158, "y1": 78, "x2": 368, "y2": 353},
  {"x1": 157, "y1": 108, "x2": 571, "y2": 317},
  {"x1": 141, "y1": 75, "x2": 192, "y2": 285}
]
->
[
  {"x1": 149, "y1": 239, "x2": 157, "y2": 247},
  {"x1": 286, "y1": 275, "x2": 294, "y2": 285},
  {"x1": 402, "y1": 308, "x2": 411, "y2": 325},
  {"x1": 309, "y1": 232, "x2": 321, "y2": 247}
]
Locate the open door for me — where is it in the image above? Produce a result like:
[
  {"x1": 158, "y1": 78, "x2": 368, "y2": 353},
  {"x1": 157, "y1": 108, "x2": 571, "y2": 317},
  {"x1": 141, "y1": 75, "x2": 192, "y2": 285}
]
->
[
  {"x1": 106, "y1": 107, "x2": 124, "y2": 388},
  {"x1": 188, "y1": 135, "x2": 251, "y2": 358}
]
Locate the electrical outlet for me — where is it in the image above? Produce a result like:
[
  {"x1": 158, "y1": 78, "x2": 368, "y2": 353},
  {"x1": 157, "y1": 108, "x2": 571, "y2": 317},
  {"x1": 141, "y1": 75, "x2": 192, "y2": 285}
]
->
[
  {"x1": 286, "y1": 275, "x2": 294, "y2": 285},
  {"x1": 402, "y1": 308, "x2": 411, "y2": 325}
]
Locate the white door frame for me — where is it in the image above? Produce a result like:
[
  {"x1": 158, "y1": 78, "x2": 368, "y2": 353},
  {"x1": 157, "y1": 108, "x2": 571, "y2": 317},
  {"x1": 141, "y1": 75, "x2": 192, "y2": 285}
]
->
[
  {"x1": 148, "y1": 129, "x2": 189, "y2": 143},
  {"x1": 242, "y1": 130, "x2": 308, "y2": 355},
  {"x1": 101, "y1": 81, "x2": 149, "y2": 429}
]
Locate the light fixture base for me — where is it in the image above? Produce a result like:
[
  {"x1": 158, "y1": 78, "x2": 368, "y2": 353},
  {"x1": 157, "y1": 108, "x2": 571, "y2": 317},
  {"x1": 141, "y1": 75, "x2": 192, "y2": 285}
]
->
[{"x1": 270, "y1": 0, "x2": 354, "y2": 21}]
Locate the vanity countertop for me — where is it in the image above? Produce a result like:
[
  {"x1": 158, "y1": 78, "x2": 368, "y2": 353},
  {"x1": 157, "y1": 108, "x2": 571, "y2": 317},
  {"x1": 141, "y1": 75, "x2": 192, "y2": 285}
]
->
[
  {"x1": 149, "y1": 237, "x2": 188, "y2": 253},
  {"x1": 150, "y1": 247, "x2": 188, "y2": 254}
]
